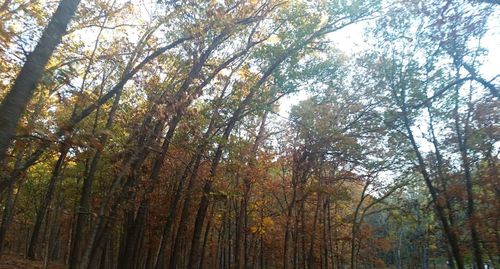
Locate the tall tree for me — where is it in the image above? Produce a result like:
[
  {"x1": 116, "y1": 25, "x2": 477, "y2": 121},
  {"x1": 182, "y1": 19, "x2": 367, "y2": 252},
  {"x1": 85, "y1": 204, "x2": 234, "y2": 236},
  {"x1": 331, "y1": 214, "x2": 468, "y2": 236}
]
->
[{"x1": 0, "y1": 0, "x2": 81, "y2": 163}]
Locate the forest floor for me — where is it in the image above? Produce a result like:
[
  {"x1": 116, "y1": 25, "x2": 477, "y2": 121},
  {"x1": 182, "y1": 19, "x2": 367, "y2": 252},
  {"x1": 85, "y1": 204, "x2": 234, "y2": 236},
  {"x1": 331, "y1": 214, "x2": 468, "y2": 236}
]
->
[{"x1": 0, "y1": 254, "x2": 63, "y2": 269}]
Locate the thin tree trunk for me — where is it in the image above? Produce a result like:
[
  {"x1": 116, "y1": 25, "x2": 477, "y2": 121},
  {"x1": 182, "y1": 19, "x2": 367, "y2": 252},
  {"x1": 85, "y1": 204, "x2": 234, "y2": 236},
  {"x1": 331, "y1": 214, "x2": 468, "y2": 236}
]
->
[
  {"x1": 351, "y1": 182, "x2": 369, "y2": 269},
  {"x1": 27, "y1": 145, "x2": 69, "y2": 259},
  {"x1": 0, "y1": 149, "x2": 25, "y2": 253},
  {"x1": 327, "y1": 200, "x2": 334, "y2": 269},
  {"x1": 260, "y1": 231, "x2": 264, "y2": 269},
  {"x1": 118, "y1": 116, "x2": 180, "y2": 269},
  {"x1": 396, "y1": 230, "x2": 402, "y2": 269},
  {"x1": 284, "y1": 184, "x2": 296, "y2": 269},
  {"x1": 308, "y1": 193, "x2": 320, "y2": 269},
  {"x1": 0, "y1": 178, "x2": 20, "y2": 253},
  {"x1": 300, "y1": 196, "x2": 307, "y2": 269},
  {"x1": 153, "y1": 158, "x2": 194, "y2": 269},
  {"x1": 427, "y1": 105, "x2": 457, "y2": 227},
  {"x1": 83, "y1": 109, "x2": 168, "y2": 268},
  {"x1": 235, "y1": 197, "x2": 245, "y2": 269},
  {"x1": 42, "y1": 207, "x2": 54, "y2": 269},
  {"x1": 321, "y1": 199, "x2": 328, "y2": 269},
  {"x1": 399, "y1": 90, "x2": 464, "y2": 269},
  {"x1": 199, "y1": 203, "x2": 215, "y2": 269},
  {"x1": 69, "y1": 70, "x2": 123, "y2": 269},
  {"x1": 293, "y1": 196, "x2": 299, "y2": 269},
  {"x1": 167, "y1": 151, "x2": 206, "y2": 269},
  {"x1": 453, "y1": 88, "x2": 484, "y2": 269},
  {"x1": 169, "y1": 72, "x2": 233, "y2": 269}
]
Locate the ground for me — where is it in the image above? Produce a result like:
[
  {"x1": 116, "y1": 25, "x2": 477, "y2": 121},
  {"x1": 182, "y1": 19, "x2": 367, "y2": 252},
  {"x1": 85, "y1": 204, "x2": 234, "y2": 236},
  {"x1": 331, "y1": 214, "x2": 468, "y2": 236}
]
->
[{"x1": 0, "y1": 254, "x2": 63, "y2": 269}]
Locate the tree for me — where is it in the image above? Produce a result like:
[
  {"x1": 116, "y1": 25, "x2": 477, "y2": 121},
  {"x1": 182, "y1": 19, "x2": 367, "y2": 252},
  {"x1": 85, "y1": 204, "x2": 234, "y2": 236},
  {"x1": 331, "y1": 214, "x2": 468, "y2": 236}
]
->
[
  {"x1": 0, "y1": 0, "x2": 81, "y2": 163},
  {"x1": 0, "y1": 0, "x2": 497, "y2": 268}
]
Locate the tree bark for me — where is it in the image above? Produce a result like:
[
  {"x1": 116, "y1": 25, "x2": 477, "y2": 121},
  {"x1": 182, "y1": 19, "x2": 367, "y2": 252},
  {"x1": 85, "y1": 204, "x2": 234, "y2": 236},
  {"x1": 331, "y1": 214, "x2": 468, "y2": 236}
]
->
[
  {"x1": 27, "y1": 145, "x2": 69, "y2": 259},
  {"x1": 199, "y1": 203, "x2": 215, "y2": 269},
  {"x1": 68, "y1": 84, "x2": 123, "y2": 269},
  {"x1": 0, "y1": 0, "x2": 81, "y2": 163},
  {"x1": 398, "y1": 89, "x2": 465, "y2": 269},
  {"x1": 453, "y1": 88, "x2": 484, "y2": 269},
  {"x1": 0, "y1": 174, "x2": 19, "y2": 253}
]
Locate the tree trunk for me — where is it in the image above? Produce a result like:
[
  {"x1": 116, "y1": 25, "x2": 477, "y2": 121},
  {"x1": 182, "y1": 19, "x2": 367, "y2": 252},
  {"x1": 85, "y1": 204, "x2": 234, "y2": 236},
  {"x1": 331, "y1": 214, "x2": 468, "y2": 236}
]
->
[
  {"x1": 187, "y1": 26, "x2": 328, "y2": 269},
  {"x1": 0, "y1": 0, "x2": 81, "y2": 163},
  {"x1": 168, "y1": 149, "x2": 206, "y2": 269},
  {"x1": 235, "y1": 197, "x2": 244, "y2": 269},
  {"x1": 199, "y1": 203, "x2": 215, "y2": 269},
  {"x1": 153, "y1": 158, "x2": 193, "y2": 269},
  {"x1": 283, "y1": 183, "x2": 296, "y2": 269},
  {"x1": 169, "y1": 82, "x2": 226, "y2": 269},
  {"x1": 27, "y1": 145, "x2": 68, "y2": 259},
  {"x1": 453, "y1": 88, "x2": 484, "y2": 269},
  {"x1": 118, "y1": 34, "x2": 233, "y2": 268},
  {"x1": 399, "y1": 90, "x2": 464, "y2": 269},
  {"x1": 0, "y1": 35, "x2": 189, "y2": 194},
  {"x1": 308, "y1": 193, "x2": 320, "y2": 269},
  {"x1": 117, "y1": 115, "x2": 183, "y2": 269},
  {"x1": 427, "y1": 105, "x2": 457, "y2": 227},
  {"x1": 69, "y1": 72, "x2": 123, "y2": 269},
  {"x1": 0, "y1": 146, "x2": 27, "y2": 253},
  {"x1": 351, "y1": 181, "x2": 369, "y2": 269},
  {"x1": 0, "y1": 175, "x2": 20, "y2": 253}
]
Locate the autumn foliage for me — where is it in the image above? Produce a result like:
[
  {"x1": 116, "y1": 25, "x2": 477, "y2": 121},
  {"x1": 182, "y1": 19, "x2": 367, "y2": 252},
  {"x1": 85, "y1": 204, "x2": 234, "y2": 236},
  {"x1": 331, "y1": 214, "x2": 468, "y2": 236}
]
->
[{"x1": 0, "y1": 0, "x2": 498, "y2": 269}]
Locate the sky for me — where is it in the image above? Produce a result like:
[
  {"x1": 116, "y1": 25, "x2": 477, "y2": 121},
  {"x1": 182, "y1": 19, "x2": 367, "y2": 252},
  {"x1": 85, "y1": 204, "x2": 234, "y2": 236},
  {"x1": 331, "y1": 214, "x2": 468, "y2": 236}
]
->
[
  {"x1": 276, "y1": 21, "x2": 369, "y2": 118},
  {"x1": 277, "y1": 7, "x2": 500, "y2": 118}
]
